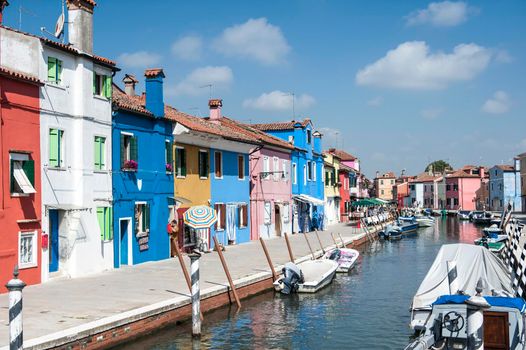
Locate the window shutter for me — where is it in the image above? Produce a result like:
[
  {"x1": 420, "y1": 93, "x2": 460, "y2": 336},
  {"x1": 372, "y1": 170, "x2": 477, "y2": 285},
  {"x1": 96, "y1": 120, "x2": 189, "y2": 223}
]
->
[
  {"x1": 134, "y1": 205, "x2": 139, "y2": 233},
  {"x1": 100, "y1": 137, "x2": 105, "y2": 168},
  {"x1": 105, "y1": 76, "x2": 112, "y2": 98},
  {"x1": 130, "y1": 136, "x2": 138, "y2": 163},
  {"x1": 145, "y1": 204, "x2": 150, "y2": 231},
  {"x1": 49, "y1": 129, "x2": 59, "y2": 167},
  {"x1": 214, "y1": 204, "x2": 220, "y2": 230},
  {"x1": 181, "y1": 149, "x2": 186, "y2": 177},
  {"x1": 93, "y1": 73, "x2": 96, "y2": 94},
  {"x1": 22, "y1": 160, "x2": 35, "y2": 187},
  {"x1": 47, "y1": 57, "x2": 56, "y2": 82},
  {"x1": 97, "y1": 207, "x2": 105, "y2": 240},
  {"x1": 56, "y1": 59, "x2": 62, "y2": 83},
  {"x1": 243, "y1": 204, "x2": 248, "y2": 227},
  {"x1": 94, "y1": 137, "x2": 101, "y2": 169},
  {"x1": 221, "y1": 204, "x2": 226, "y2": 229},
  {"x1": 107, "y1": 206, "x2": 113, "y2": 240},
  {"x1": 237, "y1": 206, "x2": 242, "y2": 227},
  {"x1": 10, "y1": 159, "x2": 15, "y2": 192},
  {"x1": 120, "y1": 135, "x2": 125, "y2": 167},
  {"x1": 58, "y1": 130, "x2": 64, "y2": 166}
]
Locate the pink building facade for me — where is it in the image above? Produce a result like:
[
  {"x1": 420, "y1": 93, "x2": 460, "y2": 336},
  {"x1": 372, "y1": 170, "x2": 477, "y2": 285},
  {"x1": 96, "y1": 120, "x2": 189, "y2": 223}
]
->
[{"x1": 445, "y1": 169, "x2": 483, "y2": 210}]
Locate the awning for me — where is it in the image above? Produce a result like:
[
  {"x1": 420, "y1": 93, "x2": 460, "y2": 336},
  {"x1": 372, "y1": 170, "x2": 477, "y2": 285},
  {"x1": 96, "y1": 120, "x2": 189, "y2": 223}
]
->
[
  {"x1": 351, "y1": 199, "x2": 377, "y2": 207},
  {"x1": 292, "y1": 194, "x2": 324, "y2": 206},
  {"x1": 168, "y1": 196, "x2": 192, "y2": 205},
  {"x1": 13, "y1": 162, "x2": 36, "y2": 194},
  {"x1": 46, "y1": 204, "x2": 90, "y2": 211}
]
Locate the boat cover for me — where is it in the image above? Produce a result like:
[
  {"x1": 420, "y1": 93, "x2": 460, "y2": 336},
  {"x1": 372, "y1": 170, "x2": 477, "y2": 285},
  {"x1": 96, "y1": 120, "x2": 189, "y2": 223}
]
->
[
  {"x1": 433, "y1": 295, "x2": 526, "y2": 312},
  {"x1": 412, "y1": 244, "x2": 513, "y2": 310}
]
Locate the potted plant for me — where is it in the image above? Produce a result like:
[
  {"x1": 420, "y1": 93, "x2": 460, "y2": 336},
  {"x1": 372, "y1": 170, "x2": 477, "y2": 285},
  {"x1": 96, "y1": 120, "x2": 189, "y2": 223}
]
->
[
  {"x1": 123, "y1": 159, "x2": 138, "y2": 171},
  {"x1": 166, "y1": 163, "x2": 173, "y2": 173}
]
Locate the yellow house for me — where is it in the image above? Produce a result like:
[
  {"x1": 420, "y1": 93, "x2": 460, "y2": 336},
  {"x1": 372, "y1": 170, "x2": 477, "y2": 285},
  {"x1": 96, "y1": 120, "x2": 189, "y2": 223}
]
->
[
  {"x1": 374, "y1": 171, "x2": 396, "y2": 200},
  {"x1": 324, "y1": 152, "x2": 341, "y2": 225},
  {"x1": 173, "y1": 143, "x2": 211, "y2": 209}
]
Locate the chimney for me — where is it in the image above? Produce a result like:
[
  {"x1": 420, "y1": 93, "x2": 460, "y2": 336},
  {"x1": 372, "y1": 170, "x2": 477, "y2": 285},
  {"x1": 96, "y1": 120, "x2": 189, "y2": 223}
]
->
[
  {"x1": 209, "y1": 99, "x2": 222, "y2": 123},
  {"x1": 122, "y1": 74, "x2": 138, "y2": 96},
  {"x1": 66, "y1": 0, "x2": 95, "y2": 54},
  {"x1": 144, "y1": 68, "x2": 165, "y2": 117},
  {"x1": 479, "y1": 166, "x2": 485, "y2": 179},
  {"x1": 375, "y1": 171, "x2": 380, "y2": 179},
  {"x1": 0, "y1": 0, "x2": 8, "y2": 24}
]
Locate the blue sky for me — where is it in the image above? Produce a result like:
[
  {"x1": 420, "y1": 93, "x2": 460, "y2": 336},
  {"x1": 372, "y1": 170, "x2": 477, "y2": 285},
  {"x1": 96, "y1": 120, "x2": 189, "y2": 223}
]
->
[{"x1": 3, "y1": 0, "x2": 525, "y2": 177}]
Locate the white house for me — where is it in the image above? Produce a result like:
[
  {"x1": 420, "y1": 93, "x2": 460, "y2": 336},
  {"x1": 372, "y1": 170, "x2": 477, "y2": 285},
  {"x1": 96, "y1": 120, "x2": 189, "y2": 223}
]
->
[{"x1": 0, "y1": 0, "x2": 117, "y2": 280}]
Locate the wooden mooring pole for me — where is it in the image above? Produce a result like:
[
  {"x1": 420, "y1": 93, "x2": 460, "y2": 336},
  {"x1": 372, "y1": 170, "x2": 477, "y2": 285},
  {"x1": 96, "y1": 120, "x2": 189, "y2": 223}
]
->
[
  {"x1": 173, "y1": 243, "x2": 203, "y2": 320},
  {"x1": 338, "y1": 233, "x2": 346, "y2": 248},
  {"x1": 284, "y1": 233, "x2": 295, "y2": 262},
  {"x1": 314, "y1": 230, "x2": 325, "y2": 254},
  {"x1": 259, "y1": 237, "x2": 278, "y2": 281},
  {"x1": 303, "y1": 232, "x2": 316, "y2": 259},
  {"x1": 213, "y1": 236, "x2": 241, "y2": 309},
  {"x1": 330, "y1": 232, "x2": 339, "y2": 247}
]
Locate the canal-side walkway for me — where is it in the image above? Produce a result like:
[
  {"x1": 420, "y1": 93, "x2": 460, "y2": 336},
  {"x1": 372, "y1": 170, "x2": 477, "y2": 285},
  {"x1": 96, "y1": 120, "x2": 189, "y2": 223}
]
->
[{"x1": 0, "y1": 223, "x2": 374, "y2": 349}]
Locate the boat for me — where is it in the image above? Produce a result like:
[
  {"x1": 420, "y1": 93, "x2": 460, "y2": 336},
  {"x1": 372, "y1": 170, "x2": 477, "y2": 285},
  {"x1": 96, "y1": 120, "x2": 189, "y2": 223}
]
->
[
  {"x1": 379, "y1": 224, "x2": 402, "y2": 240},
  {"x1": 457, "y1": 210, "x2": 471, "y2": 220},
  {"x1": 482, "y1": 223, "x2": 504, "y2": 236},
  {"x1": 472, "y1": 211, "x2": 493, "y2": 225},
  {"x1": 398, "y1": 216, "x2": 415, "y2": 222},
  {"x1": 474, "y1": 236, "x2": 506, "y2": 253},
  {"x1": 415, "y1": 215, "x2": 435, "y2": 227},
  {"x1": 273, "y1": 260, "x2": 339, "y2": 294},
  {"x1": 322, "y1": 248, "x2": 359, "y2": 273},
  {"x1": 396, "y1": 218, "x2": 419, "y2": 234}
]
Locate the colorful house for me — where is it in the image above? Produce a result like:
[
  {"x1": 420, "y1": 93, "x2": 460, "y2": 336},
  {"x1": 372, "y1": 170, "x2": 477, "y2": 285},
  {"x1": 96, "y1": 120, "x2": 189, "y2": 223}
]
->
[
  {"x1": 517, "y1": 152, "x2": 526, "y2": 212},
  {"x1": 374, "y1": 172, "x2": 396, "y2": 201},
  {"x1": 253, "y1": 119, "x2": 325, "y2": 233},
  {"x1": 0, "y1": 66, "x2": 42, "y2": 292},
  {"x1": 338, "y1": 164, "x2": 352, "y2": 222},
  {"x1": 489, "y1": 161, "x2": 522, "y2": 212},
  {"x1": 111, "y1": 70, "x2": 174, "y2": 266},
  {"x1": 323, "y1": 151, "x2": 342, "y2": 226},
  {"x1": 1, "y1": 0, "x2": 117, "y2": 281},
  {"x1": 445, "y1": 167, "x2": 484, "y2": 211}
]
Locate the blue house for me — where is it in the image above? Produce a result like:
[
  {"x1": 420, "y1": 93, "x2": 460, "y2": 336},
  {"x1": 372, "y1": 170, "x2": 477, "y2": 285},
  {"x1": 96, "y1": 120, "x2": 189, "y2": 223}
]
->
[
  {"x1": 489, "y1": 159, "x2": 522, "y2": 212},
  {"x1": 252, "y1": 119, "x2": 325, "y2": 232},
  {"x1": 111, "y1": 70, "x2": 174, "y2": 267}
]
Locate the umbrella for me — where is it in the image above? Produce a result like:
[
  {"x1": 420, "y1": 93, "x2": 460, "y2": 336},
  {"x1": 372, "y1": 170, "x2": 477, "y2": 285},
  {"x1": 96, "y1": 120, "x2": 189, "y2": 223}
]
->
[{"x1": 184, "y1": 205, "x2": 217, "y2": 229}]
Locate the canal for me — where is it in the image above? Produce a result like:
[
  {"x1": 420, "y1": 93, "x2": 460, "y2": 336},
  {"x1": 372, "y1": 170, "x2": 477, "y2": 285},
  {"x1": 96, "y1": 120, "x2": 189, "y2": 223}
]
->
[{"x1": 115, "y1": 217, "x2": 482, "y2": 350}]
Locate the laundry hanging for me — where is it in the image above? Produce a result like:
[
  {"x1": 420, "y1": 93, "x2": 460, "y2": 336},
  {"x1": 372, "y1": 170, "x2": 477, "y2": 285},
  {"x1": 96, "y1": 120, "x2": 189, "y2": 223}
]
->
[{"x1": 226, "y1": 204, "x2": 237, "y2": 242}]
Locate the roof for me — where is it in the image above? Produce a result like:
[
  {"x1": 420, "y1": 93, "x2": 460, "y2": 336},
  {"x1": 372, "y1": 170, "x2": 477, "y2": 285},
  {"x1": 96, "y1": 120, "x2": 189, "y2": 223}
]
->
[
  {"x1": 339, "y1": 163, "x2": 354, "y2": 172},
  {"x1": 446, "y1": 169, "x2": 480, "y2": 178},
  {"x1": 0, "y1": 66, "x2": 43, "y2": 85},
  {"x1": 517, "y1": 152, "x2": 526, "y2": 158},
  {"x1": 251, "y1": 118, "x2": 312, "y2": 131},
  {"x1": 219, "y1": 117, "x2": 294, "y2": 150},
  {"x1": 495, "y1": 165, "x2": 515, "y2": 172},
  {"x1": 409, "y1": 173, "x2": 439, "y2": 183},
  {"x1": 112, "y1": 84, "x2": 153, "y2": 116},
  {"x1": 0, "y1": 25, "x2": 116, "y2": 68},
  {"x1": 376, "y1": 172, "x2": 396, "y2": 179},
  {"x1": 327, "y1": 148, "x2": 356, "y2": 161}
]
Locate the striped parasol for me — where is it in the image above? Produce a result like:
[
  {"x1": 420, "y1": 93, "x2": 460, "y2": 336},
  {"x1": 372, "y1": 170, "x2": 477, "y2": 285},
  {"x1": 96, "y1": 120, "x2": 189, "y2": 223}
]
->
[{"x1": 184, "y1": 205, "x2": 217, "y2": 229}]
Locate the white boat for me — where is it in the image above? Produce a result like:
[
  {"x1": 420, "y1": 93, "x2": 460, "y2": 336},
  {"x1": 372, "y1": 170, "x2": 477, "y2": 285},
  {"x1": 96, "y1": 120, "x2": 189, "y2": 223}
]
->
[
  {"x1": 273, "y1": 260, "x2": 339, "y2": 294},
  {"x1": 457, "y1": 210, "x2": 471, "y2": 220},
  {"x1": 415, "y1": 215, "x2": 435, "y2": 227},
  {"x1": 322, "y1": 248, "x2": 360, "y2": 273}
]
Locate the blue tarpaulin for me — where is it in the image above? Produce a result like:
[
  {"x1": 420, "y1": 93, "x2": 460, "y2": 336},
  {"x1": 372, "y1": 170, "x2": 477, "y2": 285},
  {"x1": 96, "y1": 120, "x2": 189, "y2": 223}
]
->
[{"x1": 433, "y1": 295, "x2": 526, "y2": 312}]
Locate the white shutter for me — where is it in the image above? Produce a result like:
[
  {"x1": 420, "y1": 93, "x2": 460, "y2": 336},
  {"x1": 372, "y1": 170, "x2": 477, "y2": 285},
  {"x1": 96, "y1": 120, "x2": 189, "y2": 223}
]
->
[
  {"x1": 303, "y1": 165, "x2": 307, "y2": 186},
  {"x1": 13, "y1": 162, "x2": 36, "y2": 194},
  {"x1": 273, "y1": 157, "x2": 279, "y2": 181},
  {"x1": 263, "y1": 156, "x2": 269, "y2": 180},
  {"x1": 264, "y1": 201, "x2": 271, "y2": 225},
  {"x1": 313, "y1": 162, "x2": 316, "y2": 181}
]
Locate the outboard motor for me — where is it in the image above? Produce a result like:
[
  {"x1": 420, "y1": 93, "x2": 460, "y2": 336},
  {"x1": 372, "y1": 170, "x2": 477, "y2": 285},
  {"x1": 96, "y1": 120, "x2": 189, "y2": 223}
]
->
[
  {"x1": 329, "y1": 249, "x2": 341, "y2": 261},
  {"x1": 281, "y1": 262, "x2": 304, "y2": 294}
]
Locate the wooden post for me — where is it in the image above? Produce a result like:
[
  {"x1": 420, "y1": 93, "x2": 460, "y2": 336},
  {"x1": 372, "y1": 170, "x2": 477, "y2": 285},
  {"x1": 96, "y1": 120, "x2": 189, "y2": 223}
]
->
[
  {"x1": 284, "y1": 233, "x2": 294, "y2": 262},
  {"x1": 173, "y1": 243, "x2": 203, "y2": 320},
  {"x1": 314, "y1": 230, "x2": 325, "y2": 254},
  {"x1": 259, "y1": 238, "x2": 278, "y2": 281},
  {"x1": 338, "y1": 233, "x2": 346, "y2": 248},
  {"x1": 213, "y1": 235, "x2": 241, "y2": 309},
  {"x1": 330, "y1": 232, "x2": 339, "y2": 247},
  {"x1": 303, "y1": 232, "x2": 315, "y2": 259}
]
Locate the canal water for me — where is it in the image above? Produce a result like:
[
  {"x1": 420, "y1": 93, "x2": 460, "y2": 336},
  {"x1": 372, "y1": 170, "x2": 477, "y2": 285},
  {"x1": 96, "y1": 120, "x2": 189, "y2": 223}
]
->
[{"x1": 116, "y1": 217, "x2": 482, "y2": 350}]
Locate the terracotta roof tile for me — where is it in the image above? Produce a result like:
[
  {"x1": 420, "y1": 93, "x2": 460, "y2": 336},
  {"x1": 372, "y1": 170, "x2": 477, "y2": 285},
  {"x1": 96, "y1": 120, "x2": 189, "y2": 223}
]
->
[
  {"x1": 0, "y1": 66, "x2": 43, "y2": 85},
  {"x1": 496, "y1": 165, "x2": 515, "y2": 171},
  {"x1": 220, "y1": 118, "x2": 294, "y2": 150},
  {"x1": 409, "y1": 173, "x2": 439, "y2": 183},
  {"x1": 144, "y1": 68, "x2": 164, "y2": 78},
  {"x1": 327, "y1": 148, "x2": 357, "y2": 161},
  {"x1": 252, "y1": 118, "x2": 312, "y2": 131},
  {"x1": 112, "y1": 84, "x2": 153, "y2": 116},
  {"x1": 446, "y1": 169, "x2": 480, "y2": 178},
  {"x1": 376, "y1": 172, "x2": 396, "y2": 179}
]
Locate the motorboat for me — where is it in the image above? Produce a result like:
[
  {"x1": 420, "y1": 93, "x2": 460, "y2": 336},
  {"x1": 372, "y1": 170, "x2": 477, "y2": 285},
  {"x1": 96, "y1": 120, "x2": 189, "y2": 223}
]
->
[
  {"x1": 323, "y1": 248, "x2": 360, "y2": 273},
  {"x1": 474, "y1": 236, "x2": 506, "y2": 254},
  {"x1": 379, "y1": 224, "x2": 402, "y2": 240},
  {"x1": 396, "y1": 218, "x2": 419, "y2": 234},
  {"x1": 472, "y1": 211, "x2": 493, "y2": 225},
  {"x1": 415, "y1": 215, "x2": 435, "y2": 227},
  {"x1": 398, "y1": 216, "x2": 415, "y2": 222},
  {"x1": 482, "y1": 224, "x2": 504, "y2": 236},
  {"x1": 457, "y1": 210, "x2": 471, "y2": 220},
  {"x1": 273, "y1": 260, "x2": 339, "y2": 294}
]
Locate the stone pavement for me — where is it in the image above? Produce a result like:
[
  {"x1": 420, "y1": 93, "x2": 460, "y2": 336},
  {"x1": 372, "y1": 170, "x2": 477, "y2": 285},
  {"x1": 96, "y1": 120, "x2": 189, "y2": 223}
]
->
[{"x1": 0, "y1": 222, "x2": 373, "y2": 348}]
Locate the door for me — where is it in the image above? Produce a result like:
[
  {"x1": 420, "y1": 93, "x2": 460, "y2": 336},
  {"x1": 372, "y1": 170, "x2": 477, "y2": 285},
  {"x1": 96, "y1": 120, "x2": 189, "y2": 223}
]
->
[
  {"x1": 120, "y1": 220, "x2": 129, "y2": 265},
  {"x1": 274, "y1": 204, "x2": 281, "y2": 237},
  {"x1": 484, "y1": 311, "x2": 509, "y2": 350},
  {"x1": 49, "y1": 209, "x2": 59, "y2": 272}
]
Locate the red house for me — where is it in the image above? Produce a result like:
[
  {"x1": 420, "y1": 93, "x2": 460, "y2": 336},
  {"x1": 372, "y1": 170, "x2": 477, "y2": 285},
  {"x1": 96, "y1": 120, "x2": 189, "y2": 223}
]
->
[
  {"x1": 0, "y1": 67, "x2": 43, "y2": 292},
  {"x1": 339, "y1": 164, "x2": 352, "y2": 222}
]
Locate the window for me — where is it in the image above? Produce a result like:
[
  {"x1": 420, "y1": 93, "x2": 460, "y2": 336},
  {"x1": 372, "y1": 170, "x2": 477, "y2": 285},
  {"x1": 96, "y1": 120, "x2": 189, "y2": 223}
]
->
[
  {"x1": 94, "y1": 136, "x2": 106, "y2": 171},
  {"x1": 325, "y1": 171, "x2": 330, "y2": 186},
  {"x1": 238, "y1": 155, "x2": 245, "y2": 180},
  {"x1": 19, "y1": 231, "x2": 37, "y2": 268},
  {"x1": 135, "y1": 203, "x2": 150, "y2": 233},
  {"x1": 313, "y1": 162, "x2": 317, "y2": 181},
  {"x1": 273, "y1": 157, "x2": 279, "y2": 181},
  {"x1": 175, "y1": 147, "x2": 186, "y2": 177},
  {"x1": 49, "y1": 128, "x2": 64, "y2": 168},
  {"x1": 264, "y1": 201, "x2": 271, "y2": 225},
  {"x1": 238, "y1": 204, "x2": 248, "y2": 228},
  {"x1": 410, "y1": 185, "x2": 415, "y2": 191},
  {"x1": 165, "y1": 141, "x2": 173, "y2": 173},
  {"x1": 303, "y1": 165, "x2": 307, "y2": 186},
  {"x1": 391, "y1": 180, "x2": 394, "y2": 185},
  {"x1": 380, "y1": 180, "x2": 384, "y2": 185},
  {"x1": 307, "y1": 161, "x2": 312, "y2": 181},
  {"x1": 199, "y1": 150, "x2": 209, "y2": 178},
  {"x1": 214, "y1": 203, "x2": 226, "y2": 230},
  {"x1": 97, "y1": 207, "x2": 113, "y2": 241},
  {"x1": 447, "y1": 198, "x2": 451, "y2": 206},
  {"x1": 307, "y1": 129, "x2": 312, "y2": 144},
  {"x1": 93, "y1": 73, "x2": 112, "y2": 98},
  {"x1": 288, "y1": 135, "x2": 294, "y2": 143},
  {"x1": 282, "y1": 160, "x2": 289, "y2": 182},
  {"x1": 454, "y1": 198, "x2": 459, "y2": 206},
  {"x1": 292, "y1": 163, "x2": 297, "y2": 184},
  {"x1": 10, "y1": 153, "x2": 35, "y2": 195},
  {"x1": 453, "y1": 184, "x2": 458, "y2": 191},
  {"x1": 381, "y1": 189, "x2": 384, "y2": 195},
  {"x1": 446, "y1": 184, "x2": 451, "y2": 191},
  {"x1": 47, "y1": 57, "x2": 62, "y2": 83},
  {"x1": 215, "y1": 151, "x2": 223, "y2": 178},
  {"x1": 121, "y1": 133, "x2": 138, "y2": 169},
  {"x1": 262, "y1": 156, "x2": 270, "y2": 180}
]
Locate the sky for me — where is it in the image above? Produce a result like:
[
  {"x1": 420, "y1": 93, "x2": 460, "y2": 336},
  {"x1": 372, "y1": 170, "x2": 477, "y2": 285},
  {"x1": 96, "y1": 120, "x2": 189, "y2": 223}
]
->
[{"x1": 2, "y1": 0, "x2": 525, "y2": 178}]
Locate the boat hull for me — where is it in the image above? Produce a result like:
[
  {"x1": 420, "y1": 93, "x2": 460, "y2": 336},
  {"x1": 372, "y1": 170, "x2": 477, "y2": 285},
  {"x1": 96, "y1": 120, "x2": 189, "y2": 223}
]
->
[
  {"x1": 323, "y1": 248, "x2": 360, "y2": 273},
  {"x1": 273, "y1": 260, "x2": 339, "y2": 293}
]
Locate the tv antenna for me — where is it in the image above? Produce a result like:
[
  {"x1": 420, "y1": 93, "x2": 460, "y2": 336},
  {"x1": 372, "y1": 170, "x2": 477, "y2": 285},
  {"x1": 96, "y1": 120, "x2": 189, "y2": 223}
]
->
[
  {"x1": 200, "y1": 84, "x2": 213, "y2": 99},
  {"x1": 18, "y1": 3, "x2": 37, "y2": 30}
]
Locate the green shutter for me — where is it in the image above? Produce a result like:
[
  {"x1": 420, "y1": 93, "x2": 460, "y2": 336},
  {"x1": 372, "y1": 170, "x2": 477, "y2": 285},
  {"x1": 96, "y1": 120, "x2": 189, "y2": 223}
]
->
[
  {"x1": 47, "y1": 57, "x2": 57, "y2": 82},
  {"x1": 145, "y1": 204, "x2": 150, "y2": 231},
  {"x1": 97, "y1": 207, "x2": 105, "y2": 240},
  {"x1": 130, "y1": 136, "x2": 138, "y2": 163},
  {"x1": 100, "y1": 137, "x2": 105, "y2": 168},
  {"x1": 49, "y1": 129, "x2": 59, "y2": 167},
  {"x1": 10, "y1": 159, "x2": 15, "y2": 192},
  {"x1": 22, "y1": 160, "x2": 35, "y2": 186},
  {"x1": 165, "y1": 141, "x2": 173, "y2": 168},
  {"x1": 105, "y1": 76, "x2": 112, "y2": 98},
  {"x1": 120, "y1": 135, "x2": 125, "y2": 167},
  {"x1": 56, "y1": 59, "x2": 62, "y2": 83},
  {"x1": 181, "y1": 149, "x2": 186, "y2": 176},
  {"x1": 105, "y1": 207, "x2": 113, "y2": 240},
  {"x1": 94, "y1": 137, "x2": 101, "y2": 170}
]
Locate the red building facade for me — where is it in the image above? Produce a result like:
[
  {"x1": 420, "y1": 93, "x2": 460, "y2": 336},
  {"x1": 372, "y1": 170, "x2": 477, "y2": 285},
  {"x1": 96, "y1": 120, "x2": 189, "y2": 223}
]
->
[
  {"x1": 339, "y1": 164, "x2": 352, "y2": 222},
  {"x1": 0, "y1": 68, "x2": 42, "y2": 292}
]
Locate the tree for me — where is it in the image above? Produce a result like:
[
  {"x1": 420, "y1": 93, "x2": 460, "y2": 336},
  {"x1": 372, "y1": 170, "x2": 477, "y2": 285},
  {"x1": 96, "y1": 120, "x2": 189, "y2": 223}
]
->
[{"x1": 425, "y1": 160, "x2": 453, "y2": 173}]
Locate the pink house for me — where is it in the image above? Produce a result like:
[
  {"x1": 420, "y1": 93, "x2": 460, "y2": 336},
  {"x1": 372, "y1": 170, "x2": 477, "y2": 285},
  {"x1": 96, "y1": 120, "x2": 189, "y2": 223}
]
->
[{"x1": 445, "y1": 166, "x2": 484, "y2": 210}]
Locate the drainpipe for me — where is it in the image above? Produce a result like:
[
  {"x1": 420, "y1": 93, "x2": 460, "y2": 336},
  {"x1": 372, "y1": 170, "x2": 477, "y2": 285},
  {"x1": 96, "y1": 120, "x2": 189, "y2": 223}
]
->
[{"x1": 0, "y1": 83, "x2": 4, "y2": 210}]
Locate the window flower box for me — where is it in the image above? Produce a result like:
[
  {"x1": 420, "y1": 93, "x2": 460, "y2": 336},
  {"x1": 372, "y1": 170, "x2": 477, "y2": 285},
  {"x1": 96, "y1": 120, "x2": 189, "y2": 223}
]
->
[
  {"x1": 166, "y1": 163, "x2": 173, "y2": 173},
  {"x1": 123, "y1": 160, "x2": 138, "y2": 171}
]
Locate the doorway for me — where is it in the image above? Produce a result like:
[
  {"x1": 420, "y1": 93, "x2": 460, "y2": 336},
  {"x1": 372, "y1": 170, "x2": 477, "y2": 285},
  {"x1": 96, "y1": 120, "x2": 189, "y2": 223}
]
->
[
  {"x1": 48, "y1": 209, "x2": 59, "y2": 273},
  {"x1": 274, "y1": 204, "x2": 282, "y2": 237},
  {"x1": 119, "y1": 219, "x2": 131, "y2": 266}
]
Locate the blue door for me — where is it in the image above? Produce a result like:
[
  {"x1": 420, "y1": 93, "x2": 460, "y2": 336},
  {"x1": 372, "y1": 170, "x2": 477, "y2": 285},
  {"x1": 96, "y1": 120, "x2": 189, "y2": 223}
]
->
[
  {"x1": 49, "y1": 209, "x2": 59, "y2": 272},
  {"x1": 120, "y1": 220, "x2": 128, "y2": 265}
]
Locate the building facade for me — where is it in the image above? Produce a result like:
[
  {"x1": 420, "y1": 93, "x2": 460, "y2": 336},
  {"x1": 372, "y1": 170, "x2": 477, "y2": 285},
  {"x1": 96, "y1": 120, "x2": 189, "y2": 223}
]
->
[
  {"x1": 374, "y1": 172, "x2": 396, "y2": 201},
  {"x1": 338, "y1": 164, "x2": 352, "y2": 222},
  {"x1": 445, "y1": 168, "x2": 483, "y2": 211},
  {"x1": 323, "y1": 151, "x2": 341, "y2": 226},
  {"x1": 489, "y1": 162, "x2": 522, "y2": 212},
  {"x1": 517, "y1": 152, "x2": 526, "y2": 212}
]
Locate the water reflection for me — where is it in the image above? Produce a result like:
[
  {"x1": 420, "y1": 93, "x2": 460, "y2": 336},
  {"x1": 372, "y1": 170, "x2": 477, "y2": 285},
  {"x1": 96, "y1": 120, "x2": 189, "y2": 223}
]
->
[{"x1": 113, "y1": 218, "x2": 484, "y2": 350}]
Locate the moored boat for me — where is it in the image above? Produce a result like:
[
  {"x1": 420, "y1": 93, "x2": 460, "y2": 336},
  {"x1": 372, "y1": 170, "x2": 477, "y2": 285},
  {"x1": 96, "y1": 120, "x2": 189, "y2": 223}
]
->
[
  {"x1": 273, "y1": 260, "x2": 339, "y2": 294},
  {"x1": 379, "y1": 224, "x2": 402, "y2": 240},
  {"x1": 472, "y1": 211, "x2": 493, "y2": 225},
  {"x1": 398, "y1": 216, "x2": 415, "y2": 222},
  {"x1": 457, "y1": 210, "x2": 471, "y2": 220},
  {"x1": 415, "y1": 215, "x2": 435, "y2": 227},
  {"x1": 323, "y1": 248, "x2": 360, "y2": 273}
]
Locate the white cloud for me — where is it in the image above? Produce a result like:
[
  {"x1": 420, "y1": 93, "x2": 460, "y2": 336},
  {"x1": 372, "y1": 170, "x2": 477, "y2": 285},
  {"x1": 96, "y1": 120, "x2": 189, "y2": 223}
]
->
[
  {"x1": 117, "y1": 51, "x2": 162, "y2": 68},
  {"x1": 171, "y1": 35, "x2": 203, "y2": 61},
  {"x1": 355, "y1": 41, "x2": 491, "y2": 90},
  {"x1": 318, "y1": 127, "x2": 342, "y2": 148},
  {"x1": 406, "y1": 1, "x2": 472, "y2": 27},
  {"x1": 213, "y1": 18, "x2": 290, "y2": 65},
  {"x1": 495, "y1": 50, "x2": 514, "y2": 63},
  {"x1": 242, "y1": 90, "x2": 315, "y2": 112},
  {"x1": 482, "y1": 91, "x2": 511, "y2": 114},
  {"x1": 168, "y1": 66, "x2": 233, "y2": 96},
  {"x1": 421, "y1": 108, "x2": 443, "y2": 120},
  {"x1": 367, "y1": 96, "x2": 383, "y2": 107}
]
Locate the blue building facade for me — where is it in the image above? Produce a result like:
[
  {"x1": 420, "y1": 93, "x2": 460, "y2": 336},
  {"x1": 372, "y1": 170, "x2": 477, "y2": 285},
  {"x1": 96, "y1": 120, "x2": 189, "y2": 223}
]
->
[
  {"x1": 253, "y1": 119, "x2": 324, "y2": 232},
  {"x1": 489, "y1": 160, "x2": 522, "y2": 212},
  {"x1": 111, "y1": 70, "x2": 174, "y2": 267}
]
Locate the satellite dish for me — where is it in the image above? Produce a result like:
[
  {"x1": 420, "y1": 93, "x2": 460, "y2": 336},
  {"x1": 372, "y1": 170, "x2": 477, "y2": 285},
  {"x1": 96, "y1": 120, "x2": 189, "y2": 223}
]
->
[{"x1": 54, "y1": 13, "x2": 64, "y2": 38}]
